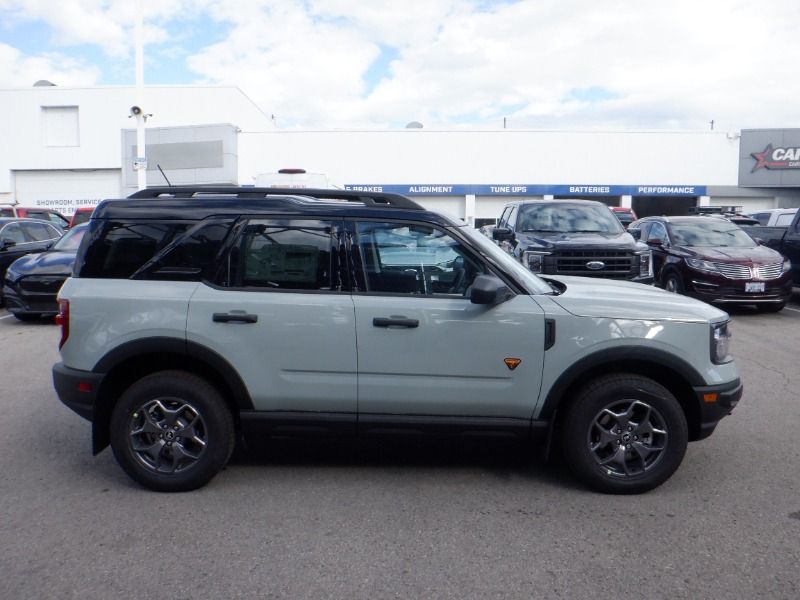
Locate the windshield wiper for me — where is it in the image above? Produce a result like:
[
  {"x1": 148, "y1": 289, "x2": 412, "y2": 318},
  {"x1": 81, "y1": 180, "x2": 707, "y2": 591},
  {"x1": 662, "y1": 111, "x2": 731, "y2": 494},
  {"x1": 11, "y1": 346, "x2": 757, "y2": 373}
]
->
[{"x1": 522, "y1": 229, "x2": 562, "y2": 233}]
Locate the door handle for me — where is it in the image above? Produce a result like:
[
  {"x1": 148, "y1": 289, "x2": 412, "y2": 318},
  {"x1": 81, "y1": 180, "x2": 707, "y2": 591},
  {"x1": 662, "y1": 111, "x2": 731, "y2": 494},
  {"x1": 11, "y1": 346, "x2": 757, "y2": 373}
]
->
[
  {"x1": 213, "y1": 312, "x2": 258, "y2": 324},
  {"x1": 373, "y1": 317, "x2": 419, "y2": 329}
]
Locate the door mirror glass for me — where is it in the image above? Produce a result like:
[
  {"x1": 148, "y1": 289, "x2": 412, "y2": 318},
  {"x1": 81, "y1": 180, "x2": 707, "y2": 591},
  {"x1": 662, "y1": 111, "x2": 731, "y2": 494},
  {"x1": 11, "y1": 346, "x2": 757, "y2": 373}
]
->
[
  {"x1": 0, "y1": 238, "x2": 15, "y2": 249},
  {"x1": 469, "y1": 274, "x2": 512, "y2": 305},
  {"x1": 629, "y1": 229, "x2": 641, "y2": 240},
  {"x1": 492, "y1": 227, "x2": 513, "y2": 241}
]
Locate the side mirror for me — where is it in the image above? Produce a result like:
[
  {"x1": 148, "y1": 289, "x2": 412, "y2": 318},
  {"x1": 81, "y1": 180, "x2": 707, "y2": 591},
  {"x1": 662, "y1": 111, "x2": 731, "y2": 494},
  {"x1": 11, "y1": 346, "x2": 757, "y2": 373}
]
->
[
  {"x1": 470, "y1": 274, "x2": 513, "y2": 305},
  {"x1": 646, "y1": 238, "x2": 663, "y2": 248},
  {"x1": 0, "y1": 238, "x2": 16, "y2": 250},
  {"x1": 492, "y1": 227, "x2": 514, "y2": 242},
  {"x1": 629, "y1": 229, "x2": 641, "y2": 240},
  {"x1": 753, "y1": 237, "x2": 764, "y2": 246}
]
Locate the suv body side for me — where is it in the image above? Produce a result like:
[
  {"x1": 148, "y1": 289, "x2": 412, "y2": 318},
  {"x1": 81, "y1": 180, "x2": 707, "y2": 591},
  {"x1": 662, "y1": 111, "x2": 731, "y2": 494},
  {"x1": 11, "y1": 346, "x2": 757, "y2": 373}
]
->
[{"x1": 53, "y1": 188, "x2": 741, "y2": 493}]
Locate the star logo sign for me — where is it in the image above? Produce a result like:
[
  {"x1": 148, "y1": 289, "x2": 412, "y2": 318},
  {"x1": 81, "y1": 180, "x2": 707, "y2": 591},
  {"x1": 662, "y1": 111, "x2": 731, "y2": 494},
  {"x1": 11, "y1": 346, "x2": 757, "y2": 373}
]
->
[{"x1": 750, "y1": 144, "x2": 773, "y2": 172}]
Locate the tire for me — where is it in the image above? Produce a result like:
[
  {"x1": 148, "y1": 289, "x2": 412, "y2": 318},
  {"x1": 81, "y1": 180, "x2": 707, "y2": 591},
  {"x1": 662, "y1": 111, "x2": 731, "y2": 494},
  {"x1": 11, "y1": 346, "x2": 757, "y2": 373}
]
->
[
  {"x1": 663, "y1": 271, "x2": 684, "y2": 295},
  {"x1": 13, "y1": 313, "x2": 40, "y2": 322},
  {"x1": 560, "y1": 374, "x2": 688, "y2": 494},
  {"x1": 756, "y1": 302, "x2": 785, "y2": 313},
  {"x1": 110, "y1": 370, "x2": 235, "y2": 492}
]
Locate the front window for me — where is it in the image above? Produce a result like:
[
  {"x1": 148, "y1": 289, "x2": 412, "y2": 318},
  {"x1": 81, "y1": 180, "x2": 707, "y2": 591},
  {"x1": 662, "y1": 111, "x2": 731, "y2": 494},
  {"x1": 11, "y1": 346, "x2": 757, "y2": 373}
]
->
[
  {"x1": 52, "y1": 225, "x2": 86, "y2": 251},
  {"x1": 458, "y1": 225, "x2": 553, "y2": 294},
  {"x1": 352, "y1": 221, "x2": 485, "y2": 296},
  {"x1": 669, "y1": 221, "x2": 756, "y2": 248},
  {"x1": 517, "y1": 203, "x2": 624, "y2": 234}
]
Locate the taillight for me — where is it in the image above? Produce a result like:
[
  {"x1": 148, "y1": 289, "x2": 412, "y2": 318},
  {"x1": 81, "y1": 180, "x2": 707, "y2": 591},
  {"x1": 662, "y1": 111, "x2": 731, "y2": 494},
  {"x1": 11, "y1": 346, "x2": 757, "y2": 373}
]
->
[{"x1": 55, "y1": 299, "x2": 70, "y2": 349}]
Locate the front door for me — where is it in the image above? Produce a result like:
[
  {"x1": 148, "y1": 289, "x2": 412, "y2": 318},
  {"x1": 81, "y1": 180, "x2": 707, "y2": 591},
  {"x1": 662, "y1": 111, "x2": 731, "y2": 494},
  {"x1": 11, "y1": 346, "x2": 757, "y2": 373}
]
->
[{"x1": 349, "y1": 220, "x2": 546, "y2": 420}]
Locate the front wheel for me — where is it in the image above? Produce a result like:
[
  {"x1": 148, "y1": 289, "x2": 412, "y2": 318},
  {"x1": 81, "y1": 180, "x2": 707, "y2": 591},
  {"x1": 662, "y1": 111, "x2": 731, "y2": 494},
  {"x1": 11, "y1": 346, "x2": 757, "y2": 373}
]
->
[
  {"x1": 663, "y1": 271, "x2": 684, "y2": 294},
  {"x1": 560, "y1": 374, "x2": 688, "y2": 494},
  {"x1": 110, "y1": 371, "x2": 235, "y2": 492}
]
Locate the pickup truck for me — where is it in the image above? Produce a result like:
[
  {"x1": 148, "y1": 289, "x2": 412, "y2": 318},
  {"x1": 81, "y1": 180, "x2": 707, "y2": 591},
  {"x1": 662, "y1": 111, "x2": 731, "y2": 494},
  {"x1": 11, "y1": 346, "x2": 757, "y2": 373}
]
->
[
  {"x1": 742, "y1": 209, "x2": 800, "y2": 286},
  {"x1": 489, "y1": 199, "x2": 653, "y2": 283}
]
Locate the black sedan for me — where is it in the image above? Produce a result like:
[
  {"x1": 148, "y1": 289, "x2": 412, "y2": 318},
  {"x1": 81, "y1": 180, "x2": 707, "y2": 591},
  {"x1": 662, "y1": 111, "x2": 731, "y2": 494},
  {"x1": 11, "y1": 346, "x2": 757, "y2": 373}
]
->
[
  {"x1": 3, "y1": 223, "x2": 87, "y2": 320},
  {"x1": 0, "y1": 217, "x2": 64, "y2": 305}
]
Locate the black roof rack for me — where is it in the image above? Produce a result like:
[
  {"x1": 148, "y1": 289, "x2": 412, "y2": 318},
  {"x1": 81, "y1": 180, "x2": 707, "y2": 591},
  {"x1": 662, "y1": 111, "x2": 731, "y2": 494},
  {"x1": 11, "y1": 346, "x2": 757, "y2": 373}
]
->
[{"x1": 127, "y1": 186, "x2": 424, "y2": 210}]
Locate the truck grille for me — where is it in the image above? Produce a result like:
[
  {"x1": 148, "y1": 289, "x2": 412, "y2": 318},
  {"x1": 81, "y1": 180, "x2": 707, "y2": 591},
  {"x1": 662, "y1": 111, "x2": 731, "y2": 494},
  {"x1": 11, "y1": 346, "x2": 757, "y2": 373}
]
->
[
  {"x1": 19, "y1": 275, "x2": 68, "y2": 294},
  {"x1": 713, "y1": 262, "x2": 784, "y2": 280},
  {"x1": 551, "y1": 250, "x2": 636, "y2": 279}
]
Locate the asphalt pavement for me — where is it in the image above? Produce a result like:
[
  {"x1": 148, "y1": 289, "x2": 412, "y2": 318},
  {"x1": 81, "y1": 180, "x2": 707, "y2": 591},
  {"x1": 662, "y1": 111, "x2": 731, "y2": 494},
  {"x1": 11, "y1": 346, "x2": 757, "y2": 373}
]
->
[{"x1": 0, "y1": 294, "x2": 799, "y2": 599}]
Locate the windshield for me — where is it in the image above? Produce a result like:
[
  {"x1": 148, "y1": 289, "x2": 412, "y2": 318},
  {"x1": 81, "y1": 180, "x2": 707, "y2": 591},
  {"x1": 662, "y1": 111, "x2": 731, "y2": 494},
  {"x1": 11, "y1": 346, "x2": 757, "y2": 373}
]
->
[
  {"x1": 52, "y1": 225, "x2": 87, "y2": 251},
  {"x1": 669, "y1": 222, "x2": 756, "y2": 248},
  {"x1": 458, "y1": 225, "x2": 553, "y2": 295},
  {"x1": 517, "y1": 203, "x2": 624, "y2": 234}
]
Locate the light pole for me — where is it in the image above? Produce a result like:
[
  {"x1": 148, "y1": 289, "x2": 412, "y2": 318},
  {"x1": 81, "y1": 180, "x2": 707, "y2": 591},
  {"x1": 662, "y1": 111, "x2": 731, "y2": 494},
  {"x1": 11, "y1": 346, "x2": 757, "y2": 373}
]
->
[{"x1": 133, "y1": 6, "x2": 147, "y2": 191}]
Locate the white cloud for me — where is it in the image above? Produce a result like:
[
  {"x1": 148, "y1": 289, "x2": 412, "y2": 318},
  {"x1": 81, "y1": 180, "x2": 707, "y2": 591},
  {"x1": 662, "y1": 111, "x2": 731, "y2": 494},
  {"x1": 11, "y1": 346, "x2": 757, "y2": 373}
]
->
[
  {"x1": 0, "y1": 42, "x2": 100, "y2": 86},
  {"x1": 1, "y1": 0, "x2": 799, "y2": 129}
]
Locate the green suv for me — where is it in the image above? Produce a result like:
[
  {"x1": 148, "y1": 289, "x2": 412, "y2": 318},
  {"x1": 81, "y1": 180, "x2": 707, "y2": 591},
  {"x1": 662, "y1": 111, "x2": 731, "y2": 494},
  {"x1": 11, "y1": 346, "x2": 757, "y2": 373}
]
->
[{"x1": 53, "y1": 187, "x2": 741, "y2": 494}]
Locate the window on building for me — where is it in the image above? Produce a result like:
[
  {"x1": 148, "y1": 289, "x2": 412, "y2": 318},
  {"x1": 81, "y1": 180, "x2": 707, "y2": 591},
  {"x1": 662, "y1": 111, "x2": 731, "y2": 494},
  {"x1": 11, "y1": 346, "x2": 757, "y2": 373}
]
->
[{"x1": 42, "y1": 106, "x2": 80, "y2": 147}]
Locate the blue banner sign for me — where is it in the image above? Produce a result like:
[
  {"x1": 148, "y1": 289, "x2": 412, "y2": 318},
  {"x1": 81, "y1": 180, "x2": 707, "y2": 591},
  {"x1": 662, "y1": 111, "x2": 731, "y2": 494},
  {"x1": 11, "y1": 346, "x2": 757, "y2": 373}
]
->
[{"x1": 344, "y1": 184, "x2": 706, "y2": 197}]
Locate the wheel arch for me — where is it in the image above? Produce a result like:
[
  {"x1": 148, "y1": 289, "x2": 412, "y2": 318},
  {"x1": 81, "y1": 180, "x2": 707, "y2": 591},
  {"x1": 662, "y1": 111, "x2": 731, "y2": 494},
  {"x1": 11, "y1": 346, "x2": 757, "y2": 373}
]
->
[
  {"x1": 540, "y1": 347, "x2": 705, "y2": 442},
  {"x1": 90, "y1": 337, "x2": 253, "y2": 454}
]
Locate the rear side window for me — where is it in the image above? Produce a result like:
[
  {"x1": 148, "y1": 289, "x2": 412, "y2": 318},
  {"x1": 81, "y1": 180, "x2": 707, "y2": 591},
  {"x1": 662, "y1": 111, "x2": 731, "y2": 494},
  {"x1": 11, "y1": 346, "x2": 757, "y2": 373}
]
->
[
  {"x1": 23, "y1": 221, "x2": 60, "y2": 241},
  {"x1": 222, "y1": 218, "x2": 340, "y2": 291},
  {"x1": 143, "y1": 221, "x2": 233, "y2": 280},
  {"x1": 79, "y1": 221, "x2": 192, "y2": 278}
]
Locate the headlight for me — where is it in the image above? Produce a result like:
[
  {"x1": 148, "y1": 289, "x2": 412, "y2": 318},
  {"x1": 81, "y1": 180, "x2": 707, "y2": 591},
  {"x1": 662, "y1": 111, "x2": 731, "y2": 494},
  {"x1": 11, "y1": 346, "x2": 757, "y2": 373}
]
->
[
  {"x1": 783, "y1": 258, "x2": 791, "y2": 273},
  {"x1": 4, "y1": 267, "x2": 21, "y2": 284},
  {"x1": 686, "y1": 257, "x2": 718, "y2": 273},
  {"x1": 522, "y1": 250, "x2": 550, "y2": 273},
  {"x1": 711, "y1": 321, "x2": 733, "y2": 364},
  {"x1": 636, "y1": 250, "x2": 652, "y2": 277}
]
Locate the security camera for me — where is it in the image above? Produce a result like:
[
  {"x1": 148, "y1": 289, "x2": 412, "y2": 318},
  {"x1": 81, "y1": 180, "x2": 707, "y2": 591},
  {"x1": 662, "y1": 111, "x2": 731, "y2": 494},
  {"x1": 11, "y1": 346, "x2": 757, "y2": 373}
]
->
[{"x1": 130, "y1": 105, "x2": 142, "y2": 117}]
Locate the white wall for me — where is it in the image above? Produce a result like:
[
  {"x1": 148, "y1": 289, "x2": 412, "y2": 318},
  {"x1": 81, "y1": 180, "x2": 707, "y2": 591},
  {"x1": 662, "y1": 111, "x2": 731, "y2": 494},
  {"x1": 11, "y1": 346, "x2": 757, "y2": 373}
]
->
[
  {"x1": 237, "y1": 129, "x2": 740, "y2": 187},
  {"x1": 0, "y1": 85, "x2": 273, "y2": 193}
]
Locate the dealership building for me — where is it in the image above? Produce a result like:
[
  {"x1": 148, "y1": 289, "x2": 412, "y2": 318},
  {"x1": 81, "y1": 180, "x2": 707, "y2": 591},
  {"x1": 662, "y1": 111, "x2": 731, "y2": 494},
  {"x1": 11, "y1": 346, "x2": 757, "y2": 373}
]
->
[{"x1": 2, "y1": 84, "x2": 800, "y2": 225}]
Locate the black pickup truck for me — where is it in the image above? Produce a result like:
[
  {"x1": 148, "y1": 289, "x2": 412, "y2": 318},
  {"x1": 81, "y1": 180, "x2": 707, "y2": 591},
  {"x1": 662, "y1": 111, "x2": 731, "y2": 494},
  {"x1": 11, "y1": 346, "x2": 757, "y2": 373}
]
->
[
  {"x1": 742, "y1": 209, "x2": 800, "y2": 286},
  {"x1": 488, "y1": 199, "x2": 653, "y2": 283}
]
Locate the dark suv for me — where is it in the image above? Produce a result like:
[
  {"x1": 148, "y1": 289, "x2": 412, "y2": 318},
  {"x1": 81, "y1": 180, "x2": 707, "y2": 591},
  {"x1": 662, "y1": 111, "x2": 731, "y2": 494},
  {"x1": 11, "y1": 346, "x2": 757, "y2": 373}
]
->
[
  {"x1": 53, "y1": 187, "x2": 740, "y2": 494},
  {"x1": 628, "y1": 216, "x2": 792, "y2": 311}
]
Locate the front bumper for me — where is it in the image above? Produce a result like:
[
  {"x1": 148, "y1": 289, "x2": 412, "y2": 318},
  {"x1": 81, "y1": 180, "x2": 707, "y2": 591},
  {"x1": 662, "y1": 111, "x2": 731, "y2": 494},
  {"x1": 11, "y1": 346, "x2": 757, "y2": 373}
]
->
[
  {"x1": 3, "y1": 282, "x2": 60, "y2": 315},
  {"x1": 52, "y1": 362, "x2": 103, "y2": 422},
  {"x1": 693, "y1": 378, "x2": 742, "y2": 440}
]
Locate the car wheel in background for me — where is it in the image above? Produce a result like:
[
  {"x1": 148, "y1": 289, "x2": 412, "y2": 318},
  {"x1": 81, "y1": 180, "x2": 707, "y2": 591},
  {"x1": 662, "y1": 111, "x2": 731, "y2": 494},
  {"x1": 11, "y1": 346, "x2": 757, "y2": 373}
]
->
[
  {"x1": 560, "y1": 374, "x2": 688, "y2": 494},
  {"x1": 109, "y1": 370, "x2": 235, "y2": 492},
  {"x1": 663, "y1": 272, "x2": 684, "y2": 294}
]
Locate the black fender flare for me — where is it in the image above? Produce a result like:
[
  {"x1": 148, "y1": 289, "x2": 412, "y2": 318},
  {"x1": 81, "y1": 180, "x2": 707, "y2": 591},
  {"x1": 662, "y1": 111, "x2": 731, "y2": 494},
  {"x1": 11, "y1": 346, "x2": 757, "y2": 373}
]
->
[
  {"x1": 92, "y1": 336, "x2": 254, "y2": 410},
  {"x1": 538, "y1": 346, "x2": 705, "y2": 420}
]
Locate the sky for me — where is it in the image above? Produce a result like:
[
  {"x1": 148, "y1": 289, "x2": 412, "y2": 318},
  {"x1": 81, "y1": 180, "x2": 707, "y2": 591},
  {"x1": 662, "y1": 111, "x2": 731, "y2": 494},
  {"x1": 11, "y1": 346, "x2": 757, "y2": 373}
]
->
[{"x1": 0, "y1": 0, "x2": 798, "y2": 131}]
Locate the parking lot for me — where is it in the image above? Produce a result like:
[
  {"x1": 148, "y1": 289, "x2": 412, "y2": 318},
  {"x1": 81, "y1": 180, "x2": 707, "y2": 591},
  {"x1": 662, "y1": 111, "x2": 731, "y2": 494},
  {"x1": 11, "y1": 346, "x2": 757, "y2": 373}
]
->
[{"x1": 1, "y1": 296, "x2": 799, "y2": 600}]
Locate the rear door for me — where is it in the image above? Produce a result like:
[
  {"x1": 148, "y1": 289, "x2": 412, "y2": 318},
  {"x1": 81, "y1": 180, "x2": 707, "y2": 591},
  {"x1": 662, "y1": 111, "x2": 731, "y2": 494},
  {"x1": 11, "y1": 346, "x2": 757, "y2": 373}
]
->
[
  {"x1": 186, "y1": 217, "x2": 358, "y2": 415},
  {"x1": 348, "y1": 219, "x2": 546, "y2": 421}
]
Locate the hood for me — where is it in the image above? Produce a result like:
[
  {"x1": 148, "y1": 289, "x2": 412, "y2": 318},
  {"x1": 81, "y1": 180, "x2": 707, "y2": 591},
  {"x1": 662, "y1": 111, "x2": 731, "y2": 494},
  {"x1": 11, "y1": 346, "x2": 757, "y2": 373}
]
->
[
  {"x1": 517, "y1": 231, "x2": 642, "y2": 251},
  {"x1": 544, "y1": 276, "x2": 728, "y2": 323},
  {"x1": 683, "y1": 245, "x2": 783, "y2": 263},
  {"x1": 9, "y1": 250, "x2": 77, "y2": 276}
]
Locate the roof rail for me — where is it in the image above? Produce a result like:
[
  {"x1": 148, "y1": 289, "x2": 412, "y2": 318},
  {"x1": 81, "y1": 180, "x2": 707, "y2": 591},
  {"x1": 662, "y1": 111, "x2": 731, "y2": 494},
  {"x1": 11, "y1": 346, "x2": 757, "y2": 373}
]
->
[{"x1": 127, "y1": 186, "x2": 424, "y2": 210}]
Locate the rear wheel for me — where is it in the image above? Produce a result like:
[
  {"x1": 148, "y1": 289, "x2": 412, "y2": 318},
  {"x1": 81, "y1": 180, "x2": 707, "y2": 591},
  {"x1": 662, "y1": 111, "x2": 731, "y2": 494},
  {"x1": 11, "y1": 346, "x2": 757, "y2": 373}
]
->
[
  {"x1": 110, "y1": 370, "x2": 235, "y2": 492},
  {"x1": 560, "y1": 374, "x2": 688, "y2": 494}
]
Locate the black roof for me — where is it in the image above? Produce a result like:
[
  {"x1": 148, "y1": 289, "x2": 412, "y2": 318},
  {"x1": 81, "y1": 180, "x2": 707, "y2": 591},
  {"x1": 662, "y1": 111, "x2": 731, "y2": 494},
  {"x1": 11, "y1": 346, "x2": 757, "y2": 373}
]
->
[{"x1": 92, "y1": 186, "x2": 460, "y2": 227}]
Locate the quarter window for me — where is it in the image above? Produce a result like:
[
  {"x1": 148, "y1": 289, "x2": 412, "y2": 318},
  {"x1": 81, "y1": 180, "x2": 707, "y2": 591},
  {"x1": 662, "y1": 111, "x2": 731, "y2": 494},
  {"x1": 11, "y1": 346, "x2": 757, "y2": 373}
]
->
[
  {"x1": 0, "y1": 223, "x2": 25, "y2": 244},
  {"x1": 352, "y1": 221, "x2": 485, "y2": 296},
  {"x1": 224, "y1": 219, "x2": 340, "y2": 291}
]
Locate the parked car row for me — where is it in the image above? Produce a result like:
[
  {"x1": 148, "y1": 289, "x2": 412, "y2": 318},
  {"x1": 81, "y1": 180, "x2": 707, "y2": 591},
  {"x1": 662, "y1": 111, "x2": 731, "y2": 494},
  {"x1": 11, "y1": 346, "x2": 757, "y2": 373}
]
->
[{"x1": 485, "y1": 200, "x2": 795, "y2": 312}]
